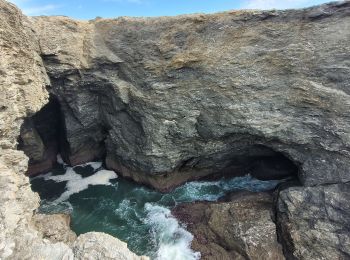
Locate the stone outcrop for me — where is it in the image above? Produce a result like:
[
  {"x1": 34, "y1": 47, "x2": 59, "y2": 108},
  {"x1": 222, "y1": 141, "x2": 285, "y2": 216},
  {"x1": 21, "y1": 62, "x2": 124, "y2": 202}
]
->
[
  {"x1": 29, "y1": 1, "x2": 350, "y2": 191},
  {"x1": 0, "y1": 1, "x2": 147, "y2": 259},
  {"x1": 73, "y1": 232, "x2": 149, "y2": 260},
  {"x1": 1, "y1": 0, "x2": 350, "y2": 259},
  {"x1": 173, "y1": 191, "x2": 285, "y2": 260},
  {"x1": 32, "y1": 214, "x2": 77, "y2": 246},
  {"x1": 277, "y1": 184, "x2": 350, "y2": 260}
]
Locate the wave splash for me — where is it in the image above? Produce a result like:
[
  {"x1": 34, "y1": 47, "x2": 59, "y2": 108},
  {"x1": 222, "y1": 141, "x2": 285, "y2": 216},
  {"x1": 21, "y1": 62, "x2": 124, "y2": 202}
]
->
[
  {"x1": 31, "y1": 156, "x2": 283, "y2": 260},
  {"x1": 144, "y1": 203, "x2": 201, "y2": 260}
]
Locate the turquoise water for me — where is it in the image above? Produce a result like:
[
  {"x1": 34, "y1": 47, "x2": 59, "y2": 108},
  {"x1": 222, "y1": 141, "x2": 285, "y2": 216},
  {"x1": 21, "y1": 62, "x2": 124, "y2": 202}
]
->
[{"x1": 30, "y1": 157, "x2": 281, "y2": 259}]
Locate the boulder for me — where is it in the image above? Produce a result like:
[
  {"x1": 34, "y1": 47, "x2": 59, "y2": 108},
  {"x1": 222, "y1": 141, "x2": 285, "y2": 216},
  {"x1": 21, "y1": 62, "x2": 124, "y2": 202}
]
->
[{"x1": 173, "y1": 191, "x2": 285, "y2": 260}]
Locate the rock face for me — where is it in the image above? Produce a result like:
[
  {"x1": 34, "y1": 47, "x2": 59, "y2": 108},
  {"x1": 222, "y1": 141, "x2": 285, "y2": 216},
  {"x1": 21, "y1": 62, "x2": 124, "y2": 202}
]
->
[
  {"x1": 173, "y1": 191, "x2": 285, "y2": 260},
  {"x1": 2, "y1": 0, "x2": 350, "y2": 259},
  {"x1": 19, "y1": 96, "x2": 62, "y2": 176},
  {"x1": 30, "y1": 1, "x2": 350, "y2": 191},
  {"x1": 0, "y1": 1, "x2": 147, "y2": 259},
  {"x1": 277, "y1": 184, "x2": 350, "y2": 260}
]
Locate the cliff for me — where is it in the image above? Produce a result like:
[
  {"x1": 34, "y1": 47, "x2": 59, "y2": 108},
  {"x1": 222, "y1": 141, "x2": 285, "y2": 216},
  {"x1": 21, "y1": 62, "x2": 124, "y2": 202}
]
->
[
  {"x1": 1, "y1": 0, "x2": 350, "y2": 259},
  {"x1": 0, "y1": 1, "x2": 147, "y2": 259},
  {"x1": 31, "y1": 1, "x2": 350, "y2": 191}
]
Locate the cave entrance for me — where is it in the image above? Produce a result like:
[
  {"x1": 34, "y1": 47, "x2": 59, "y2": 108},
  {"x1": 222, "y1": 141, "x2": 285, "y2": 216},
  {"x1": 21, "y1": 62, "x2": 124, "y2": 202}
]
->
[
  {"x1": 17, "y1": 93, "x2": 299, "y2": 186},
  {"x1": 18, "y1": 98, "x2": 299, "y2": 258},
  {"x1": 18, "y1": 94, "x2": 65, "y2": 176},
  {"x1": 222, "y1": 148, "x2": 299, "y2": 181},
  {"x1": 178, "y1": 144, "x2": 299, "y2": 186}
]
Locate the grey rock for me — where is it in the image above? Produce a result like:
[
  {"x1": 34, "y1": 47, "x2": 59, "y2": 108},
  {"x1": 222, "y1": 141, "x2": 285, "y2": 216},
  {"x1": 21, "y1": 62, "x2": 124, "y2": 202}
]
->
[
  {"x1": 0, "y1": 0, "x2": 149, "y2": 259},
  {"x1": 19, "y1": 118, "x2": 46, "y2": 162},
  {"x1": 2, "y1": 0, "x2": 350, "y2": 259},
  {"x1": 31, "y1": 2, "x2": 350, "y2": 190},
  {"x1": 276, "y1": 184, "x2": 350, "y2": 260},
  {"x1": 173, "y1": 191, "x2": 285, "y2": 260},
  {"x1": 19, "y1": 96, "x2": 62, "y2": 176}
]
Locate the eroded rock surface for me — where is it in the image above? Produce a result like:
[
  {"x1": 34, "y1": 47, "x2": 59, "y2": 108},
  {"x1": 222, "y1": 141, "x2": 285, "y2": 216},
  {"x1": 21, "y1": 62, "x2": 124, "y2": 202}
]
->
[
  {"x1": 73, "y1": 232, "x2": 149, "y2": 260},
  {"x1": 277, "y1": 184, "x2": 350, "y2": 260},
  {"x1": 0, "y1": 1, "x2": 147, "y2": 259},
  {"x1": 32, "y1": 214, "x2": 77, "y2": 246},
  {"x1": 31, "y1": 1, "x2": 350, "y2": 190},
  {"x1": 173, "y1": 191, "x2": 285, "y2": 260},
  {"x1": 1, "y1": 0, "x2": 350, "y2": 259},
  {"x1": 19, "y1": 96, "x2": 62, "y2": 176}
]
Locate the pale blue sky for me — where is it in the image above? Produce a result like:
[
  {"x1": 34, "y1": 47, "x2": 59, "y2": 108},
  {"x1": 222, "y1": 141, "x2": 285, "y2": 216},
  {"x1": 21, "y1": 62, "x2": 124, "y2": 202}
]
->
[{"x1": 9, "y1": 0, "x2": 333, "y2": 19}]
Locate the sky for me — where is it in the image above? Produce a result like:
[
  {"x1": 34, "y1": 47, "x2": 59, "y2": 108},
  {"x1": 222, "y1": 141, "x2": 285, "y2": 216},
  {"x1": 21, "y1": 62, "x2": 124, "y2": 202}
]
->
[{"x1": 8, "y1": 0, "x2": 334, "y2": 19}]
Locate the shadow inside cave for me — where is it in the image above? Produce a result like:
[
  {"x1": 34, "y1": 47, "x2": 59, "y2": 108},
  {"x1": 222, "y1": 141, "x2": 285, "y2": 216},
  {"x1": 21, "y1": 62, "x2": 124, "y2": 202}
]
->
[{"x1": 17, "y1": 93, "x2": 300, "y2": 189}]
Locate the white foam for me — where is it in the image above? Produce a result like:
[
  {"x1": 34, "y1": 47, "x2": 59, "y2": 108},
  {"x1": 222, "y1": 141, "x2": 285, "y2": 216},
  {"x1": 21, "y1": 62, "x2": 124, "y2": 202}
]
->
[
  {"x1": 171, "y1": 174, "x2": 282, "y2": 204},
  {"x1": 77, "y1": 161, "x2": 103, "y2": 171},
  {"x1": 43, "y1": 164, "x2": 117, "y2": 202},
  {"x1": 114, "y1": 199, "x2": 132, "y2": 218},
  {"x1": 144, "y1": 203, "x2": 201, "y2": 260}
]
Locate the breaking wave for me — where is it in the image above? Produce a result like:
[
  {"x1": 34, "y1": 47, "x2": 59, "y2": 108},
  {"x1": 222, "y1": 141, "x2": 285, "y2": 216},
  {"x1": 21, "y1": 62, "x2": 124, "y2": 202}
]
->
[{"x1": 31, "y1": 156, "x2": 282, "y2": 259}]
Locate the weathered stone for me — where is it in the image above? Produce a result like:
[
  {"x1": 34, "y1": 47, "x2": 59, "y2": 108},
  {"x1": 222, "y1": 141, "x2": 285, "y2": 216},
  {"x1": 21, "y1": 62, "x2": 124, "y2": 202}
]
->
[
  {"x1": 73, "y1": 232, "x2": 149, "y2": 260},
  {"x1": 19, "y1": 96, "x2": 62, "y2": 176},
  {"x1": 0, "y1": 1, "x2": 149, "y2": 259},
  {"x1": 277, "y1": 184, "x2": 350, "y2": 260},
  {"x1": 30, "y1": 1, "x2": 350, "y2": 191},
  {"x1": 2, "y1": 0, "x2": 350, "y2": 259},
  {"x1": 32, "y1": 214, "x2": 77, "y2": 246},
  {"x1": 173, "y1": 191, "x2": 285, "y2": 260}
]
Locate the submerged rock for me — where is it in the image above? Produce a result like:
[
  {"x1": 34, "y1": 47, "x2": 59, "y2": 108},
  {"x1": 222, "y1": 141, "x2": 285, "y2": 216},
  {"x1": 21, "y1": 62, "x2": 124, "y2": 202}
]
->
[
  {"x1": 173, "y1": 191, "x2": 285, "y2": 260},
  {"x1": 30, "y1": 1, "x2": 350, "y2": 191},
  {"x1": 277, "y1": 184, "x2": 350, "y2": 260}
]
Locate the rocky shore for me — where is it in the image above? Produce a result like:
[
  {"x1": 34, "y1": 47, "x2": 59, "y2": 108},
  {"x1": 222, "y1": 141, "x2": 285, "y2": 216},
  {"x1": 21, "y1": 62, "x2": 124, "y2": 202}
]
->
[{"x1": 1, "y1": 0, "x2": 350, "y2": 259}]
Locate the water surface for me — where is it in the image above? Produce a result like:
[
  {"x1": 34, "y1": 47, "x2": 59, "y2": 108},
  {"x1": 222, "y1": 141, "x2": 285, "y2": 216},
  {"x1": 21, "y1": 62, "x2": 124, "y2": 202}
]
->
[{"x1": 31, "y1": 157, "x2": 281, "y2": 259}]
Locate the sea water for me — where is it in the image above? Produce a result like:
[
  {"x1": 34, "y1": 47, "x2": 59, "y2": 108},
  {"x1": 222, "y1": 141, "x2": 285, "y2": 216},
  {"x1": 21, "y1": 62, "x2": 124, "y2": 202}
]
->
[{"x1": 30, "y1": 156, "x2": 281, "y2": 260}]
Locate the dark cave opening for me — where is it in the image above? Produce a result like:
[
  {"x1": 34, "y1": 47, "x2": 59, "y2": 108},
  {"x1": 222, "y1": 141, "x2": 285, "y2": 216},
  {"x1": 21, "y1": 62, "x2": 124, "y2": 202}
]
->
[
  {"x1": 177, "y1": 144, "x2": 299, "y2": 185},
  {"x1": 233, "y1": 150, "x2": 299, "y2": 181},
  {"x1": 18, "y1": 94, "x2": 66, "y2": 176},
  {"x1": 17, "y1": 95, "x2": 300, "y2": 259},
  {"x1": 17, "y1": 94, "x2": 300, "y2": 186}
]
